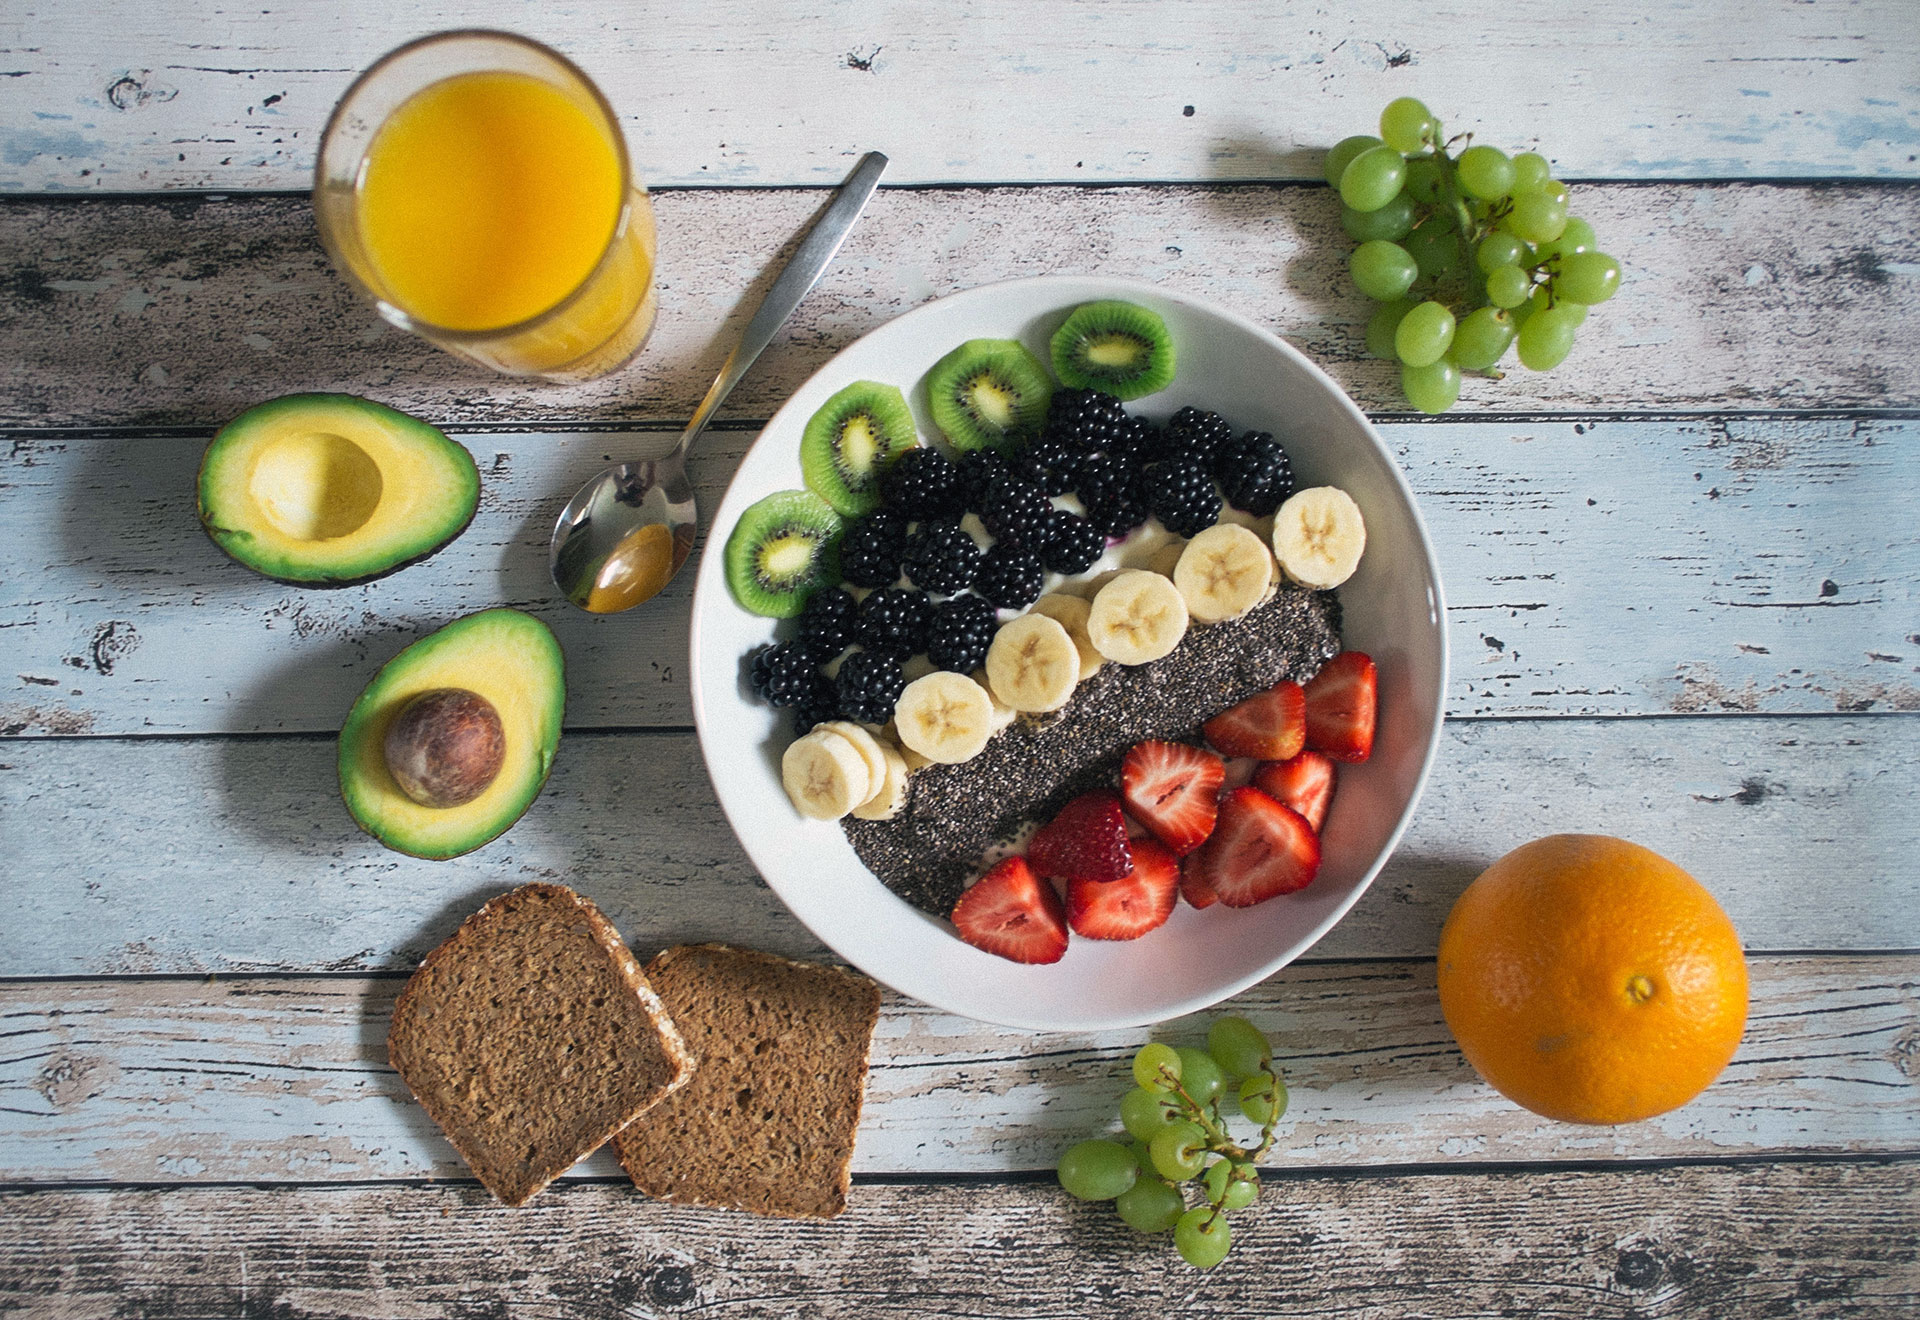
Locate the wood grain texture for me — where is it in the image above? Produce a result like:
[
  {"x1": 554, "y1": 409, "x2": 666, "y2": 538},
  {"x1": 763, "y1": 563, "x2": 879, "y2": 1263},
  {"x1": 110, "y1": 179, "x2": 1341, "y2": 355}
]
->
[
  {"x1": 0, "y1": 958, "x2": 1912, "y2": 1185},
  {"x1": 2, "y1": 0, "x2": 1916, "y2": 190},
  {"x1": 1, "y1": 185, "x2": 1916, "y2": 429},
  {"x1": 2, "y1": 417, "x2": 1913, "y2": 737},
  {"x1": 2, "y1": 1164, "x2": 1916, "y2": 1318},
  {"x1": 0, "y1": 718, "x2": 1911, "y2": 977}
]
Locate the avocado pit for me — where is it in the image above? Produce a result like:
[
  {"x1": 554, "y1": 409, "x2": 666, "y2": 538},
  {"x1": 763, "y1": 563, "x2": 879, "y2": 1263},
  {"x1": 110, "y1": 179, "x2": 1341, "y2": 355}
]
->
[{"x1": 383, "y1": 688, "x2": 507, "y2": 808}]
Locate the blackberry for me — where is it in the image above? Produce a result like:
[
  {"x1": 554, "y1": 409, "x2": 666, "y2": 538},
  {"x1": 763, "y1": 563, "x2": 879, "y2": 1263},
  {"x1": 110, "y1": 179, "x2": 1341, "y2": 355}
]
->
[
  {"x1": 974, "y1": 543, "x2": 1045, "y2": 610},
  {"x1": 1072, "y1": 450, "x2": 1138, "y2": 512},
  {"x1": 980, "y1": 476, "x2": 1053, "y2": 551},
  {"x1": 839, "y1": 507, "x2": 908, "y2": 588},
  {"x1": 956, "y1": 449, "x2": 1014, "y2": 514},
  {"x1": 835, "y1": 649, "x2": 906, "y2": 725},
  {"x1": 926, "y1": 593, "x2": 998, "y2": 673},
  {"x1": 1041, "y1": 509, "x2": 1104, "y2": 575},
  {"x1": 790, "y1": 677, "x2": 841, "y2": 737},
  {"x1": 1107, "y1": 414, "x2": 1170, "y2": 467},
  {"x1": 1213, "y1": 429, "x2": 1295, "y2": 517},
  {"x1": 1084, "y1": 493, "x2": 1150, "y2": 539},
  {"x1": 1146, "y1": 457, "x2": 1222, "y2": 538},
  {"x1": 1164, "y1": 406, "x2": 1237, "y2": 466},
  {"x1": 748, "y1": 642, "x2": 820, "y2": 708},
  {"x1": 901, "y1": 521, "x2": 982, "y2": 595},
  {"x1": 856, "y1": 587, "x2": 933, "y2": 660},
  {"x1": 794, "y1": 586, "x2": 859, "y2": 660},
  {"x1": 880, "y1": 447, "x2": 965, "y2": 520},
  {"x1": 1041, "y1": 387, "x2": 1131, "y2": 453},
  {"x1": 1014, "y1": 432, "x2": 1082, "y2": 495}
]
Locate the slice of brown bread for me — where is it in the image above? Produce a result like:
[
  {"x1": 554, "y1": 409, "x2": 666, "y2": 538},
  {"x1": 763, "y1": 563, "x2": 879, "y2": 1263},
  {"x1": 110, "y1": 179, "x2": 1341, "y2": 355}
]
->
[
  {"x1": 614, "y1": 943, "x2": 882, "y2": 1219},
  {"x1": 387, "y1": 882, "x2": 691, "y2": 1207}
]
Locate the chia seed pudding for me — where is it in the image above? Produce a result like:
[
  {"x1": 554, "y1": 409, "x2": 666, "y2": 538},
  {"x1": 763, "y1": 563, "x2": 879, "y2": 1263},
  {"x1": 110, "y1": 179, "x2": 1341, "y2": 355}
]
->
[{"x1": 842, "y1": 585, "x2": 1343, "y2": 916}]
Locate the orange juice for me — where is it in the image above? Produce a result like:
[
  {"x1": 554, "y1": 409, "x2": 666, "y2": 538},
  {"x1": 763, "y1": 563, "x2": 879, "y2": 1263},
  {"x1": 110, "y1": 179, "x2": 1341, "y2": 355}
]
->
[{"x1": 358, "y1": 71, "x2": 624, "y2": 332}]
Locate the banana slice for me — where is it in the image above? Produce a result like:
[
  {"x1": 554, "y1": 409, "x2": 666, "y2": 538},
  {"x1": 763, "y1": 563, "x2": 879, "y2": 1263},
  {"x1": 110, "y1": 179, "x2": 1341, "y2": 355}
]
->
[
  {"x1": 1087, "y1": 569, "x2": 1190, "y2": 665},
  {"x1": 1272, "y1": 486, "x2": 1366, "y2": 589},
  {"x1": 881, "y1": 721, "x2": 932, "y2": 772},
  {"x1": 894, "y1": 671, "x2": 996, "y2": 764},
  {"x1": 985, "y1": 613, "x2": 1079, "y2": 712},
  {"x1": 1073, "y1": 568, "x2": 1125, "y2": 600},
  {"x1": 1147, "y1": 538, "x2": 1187, "y2": 579},
  {"x1": 1029, "y1": 593, "x2": 1105, "y2": 683},
  {"x1": 1174, "y1": 523, "x2": 1277, "y2": 624},
  {"x1": 971, "y1": 670, "x2": 1020, "y2": 733},
  {"x1": 780, "y1": 729, "x2": 874, "y2": 820},
  {"x1": 850, "y1": 739, "x2": 911, "y2": 821},
  {"x1": 818, "y1": 721, "x2": 889, "y2": 792}
]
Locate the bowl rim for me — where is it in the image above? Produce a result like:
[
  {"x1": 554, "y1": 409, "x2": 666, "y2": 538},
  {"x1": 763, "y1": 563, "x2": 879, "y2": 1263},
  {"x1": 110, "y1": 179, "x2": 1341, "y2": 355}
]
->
[{"x1": 688, "y1": 273, "x2": 1449, "y2": 1030}]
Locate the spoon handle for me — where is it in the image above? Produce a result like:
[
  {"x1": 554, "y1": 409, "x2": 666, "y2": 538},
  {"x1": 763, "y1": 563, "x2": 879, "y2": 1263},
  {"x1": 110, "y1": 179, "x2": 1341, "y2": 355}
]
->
[{"x1": 678, "y1": 150, "x2": 889, "y2": 451}]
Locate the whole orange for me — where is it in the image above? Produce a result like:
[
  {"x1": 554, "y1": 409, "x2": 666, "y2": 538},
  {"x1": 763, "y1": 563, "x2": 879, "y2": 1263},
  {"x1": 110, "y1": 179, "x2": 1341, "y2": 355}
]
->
[{"x1": 1436, "y1": 834, "x2": 1748, "y2": 1125}]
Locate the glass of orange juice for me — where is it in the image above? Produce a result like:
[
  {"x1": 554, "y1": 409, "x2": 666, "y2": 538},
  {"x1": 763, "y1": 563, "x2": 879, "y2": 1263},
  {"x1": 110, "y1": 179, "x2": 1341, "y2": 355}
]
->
[{"x1": 315, "y1": 31, "x2": 657, "y2": 381}]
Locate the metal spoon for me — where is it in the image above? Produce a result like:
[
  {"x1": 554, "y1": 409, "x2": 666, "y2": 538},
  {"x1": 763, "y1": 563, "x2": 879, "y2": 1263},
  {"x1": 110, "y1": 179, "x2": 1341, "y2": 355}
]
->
[{"x1": 551, "y1": 150, "x2": 889, "y2": 613}]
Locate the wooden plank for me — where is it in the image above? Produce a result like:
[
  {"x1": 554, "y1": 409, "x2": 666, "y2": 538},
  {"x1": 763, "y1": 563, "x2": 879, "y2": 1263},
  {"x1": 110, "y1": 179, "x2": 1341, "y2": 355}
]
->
[
  {"x1": 0, "y1": 958, "x2": 1912, "y2": 1185},
  {"x1": 2, "y1": 1163, "x2": 1916, "y2": 1318},
  {"x1": 2, "y1": 416, "x2": 1914, "y2": 737},
  {"x1": 2, "y1": 0, "x2": 1916, "y2": 190},
  {"x1": 0, "y1": 718, "x2": 1911, "y2": 976},
  {"x1": 0, "y1": 185, "x2": 1917, "y2": 430}
]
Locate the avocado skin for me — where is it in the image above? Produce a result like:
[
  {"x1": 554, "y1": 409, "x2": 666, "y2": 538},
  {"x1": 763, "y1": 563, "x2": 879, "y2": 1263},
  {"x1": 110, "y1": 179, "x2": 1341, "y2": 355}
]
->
[
  {"x1": 197, "y1": 393, "x2": 481, "y2": 586},
  {"x1": 337, "y1": 609, "x2": 566, "y2": 861}
]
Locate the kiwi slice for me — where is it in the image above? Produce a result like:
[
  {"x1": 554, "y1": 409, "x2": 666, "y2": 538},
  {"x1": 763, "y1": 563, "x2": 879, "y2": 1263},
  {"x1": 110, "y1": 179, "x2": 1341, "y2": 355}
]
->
[
  {"x1": 724, "y1": 489, "x2": 844, "y2": 618},
  {"x1": 1049, "y1": 300, "x2": 1177, "y2": 400},
  {"x1": 924, "y1": 339, "x2": 1054, "y2": 452},
  {"x1": 801, "y1": 380, "x2": 918, "y2": 517}
]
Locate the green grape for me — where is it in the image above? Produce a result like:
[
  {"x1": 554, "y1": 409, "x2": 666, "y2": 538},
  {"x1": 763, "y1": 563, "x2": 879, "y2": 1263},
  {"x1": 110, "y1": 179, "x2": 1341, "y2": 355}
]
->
[
  {"x1": 1130, "y1": 1138, "x2": 1155, "y2": 1172},
  {"x1": 1338, "y1": 146, "x2": 1407, "y2": 212},
  {"x1": 1116, "y1": 1176, "x2": 1187, "y2": 1233},
  {"x1": 1517, "y1": 306, "x2": 1580, "y2": 370},
  {"x1": 1402, "y1": 358, "x2": 1461, "y2": 414},
  {"x1": 1237, "y1": 1072, "x2": 1288, "y2": 1124},
  {"x1": 1528, "y1": 287, "x2": 1587, "y2": 326},
  {"x1": 1175, "y1": 1207, "x2": 1233, "y2": 1268},
  {"x1": 1475, "y1": 231, "x2": 1528, "y2": 274},
  {"x1": 1206, "y1": 1016, "x2": 1272, "y2": 1079},
  {"x1": 1534, "y1": 215, "x2": 1596, "y2": 263},
  {"x1": 1365, "y1": 298, "x2": 1416, "y2": 360},
  {"x1": 1403, "y1": 155, "x2": 1444, "y2": 204},
  {"x1": 1509, "y1": 290, "x2": 1538, "y2": 330},
  {"x1": 1485, "y1": 265, "x2": 1532, "y2": 308},
  {"x1": 1120, "y1": 1086, "x2": 1183, "y2": 1141},
  {"x1": 1133, "y1": 1042, "x2": 1182, "y2": 1093},
  {"x1": 1456, "y1": 145, "x2": 1515, "y2": 201},
  {"x1": 1349, "y1": 240, "x2": 1418, "y2": 301},
  {"x1": 1535, "y1": 177, "x2": 1572, "y2": 208},
  {"x1": 1341, "y1": 191, "x2": 1416, "y2": 242},
  {"x1": 1323, "y1": 134, "x2": 1385, "y2": 188},
  {"x1": 1203, "y1": 1159, "x2": 1261, "y2": 1211},
  {"x1": 1149, "y1": 1121, "x2": 1209, "y2": 1181},
  {"x1": 1394, "y1": 300, "x2": 1455, "y2": 367},
  {"x1": 1174, "y1": 1046, "x2": 1226, "y2": 1106},
  {"x1": 1379, "y1": 96, "x2": 1435, "y2": 154},
  {"x1": 1057, "y1": 1139, "x2": 1138, "y2": 1201},
  {"x1": 1403, "y1": 224, "x2": 1463, "y2": 279},
  {"x1": 1448, "y1": 306, "x2": 1516, "y2": 370},
  {"x1": 1510, "y1": 152, "x2": 1552, "y2": 192},
  {"x1": 1505, "y1": 189, "x2": 1568, "y2": 244},
  {"x1": 1556, "y1": 251, "x2": 1622, "y2": 304}
]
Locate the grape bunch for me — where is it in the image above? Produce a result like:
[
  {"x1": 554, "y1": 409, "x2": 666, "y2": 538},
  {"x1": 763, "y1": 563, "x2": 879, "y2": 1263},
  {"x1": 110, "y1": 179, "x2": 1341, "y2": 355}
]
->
[
  {"x1": 1328, "y1": 97, "x2": 1624, "y2": 413},
  {"x1": 1054, "y1": 1016, "x2": 1287, "y2": 1268}
]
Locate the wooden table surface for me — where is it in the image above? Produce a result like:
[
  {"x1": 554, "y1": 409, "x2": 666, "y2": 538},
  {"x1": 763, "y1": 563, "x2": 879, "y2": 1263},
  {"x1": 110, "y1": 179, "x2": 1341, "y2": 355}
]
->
[{"x1": 2, "y1": 4, "x2": 1917, "y2": 1316}]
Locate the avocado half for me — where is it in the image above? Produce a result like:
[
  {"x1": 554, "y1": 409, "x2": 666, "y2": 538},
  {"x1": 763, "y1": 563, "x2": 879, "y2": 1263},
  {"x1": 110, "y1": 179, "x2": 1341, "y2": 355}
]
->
[
  {"x1": 338, "y1": 609, "x2": 565, "y2": 860},
  {"x1": 198, "y1": 393, "x2": 480, "y2": 585}
]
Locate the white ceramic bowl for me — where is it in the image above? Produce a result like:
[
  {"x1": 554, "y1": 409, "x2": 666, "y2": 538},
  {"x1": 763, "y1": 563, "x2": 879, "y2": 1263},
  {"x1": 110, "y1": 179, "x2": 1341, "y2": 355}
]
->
[{"x1": 690, "y1": 275, "x2": 1447, "y2": 1030}]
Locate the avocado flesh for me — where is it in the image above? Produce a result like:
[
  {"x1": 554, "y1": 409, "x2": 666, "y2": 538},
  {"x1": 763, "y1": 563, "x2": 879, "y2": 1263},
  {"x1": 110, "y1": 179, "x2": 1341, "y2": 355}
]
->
[
  {"x1": 338, "y1": 609, "x2": 565, "y2": 860},
  {"x1": 199, "y1": 393, "x2": 479, "y2": 585}
]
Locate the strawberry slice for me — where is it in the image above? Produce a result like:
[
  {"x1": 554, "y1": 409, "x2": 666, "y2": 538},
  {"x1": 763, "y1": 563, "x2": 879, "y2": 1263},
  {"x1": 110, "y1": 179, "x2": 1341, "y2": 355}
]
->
[
  {"x1": 1068, "y1": 836, "x2": 1179, "y2": 940},
  {"x1": 1252, "y1": 750, "x2": 1338, "y2": 833},
  {"x1": 1028, "y1": 790, "x2": 1134, "y2": 884},
  {"x1": 1303, "y1": 651, "x2": 1377, "y2": 763},
  {"x1": 1121, "y1": 741, "x2": 1225, "y2": 856},
  {"x1": 1184, "y1": 787, "x2": 1321, "y2": 907},
  {"x1": 950, "y1": 856, "x2": 1069, "y2": 964},
  {"x1": 1202, "y1": 680, "x2": 1307, "y2": 761},
  {"x1": 1179, "y1": 853, "x2": 1220, "y2": 909}
]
